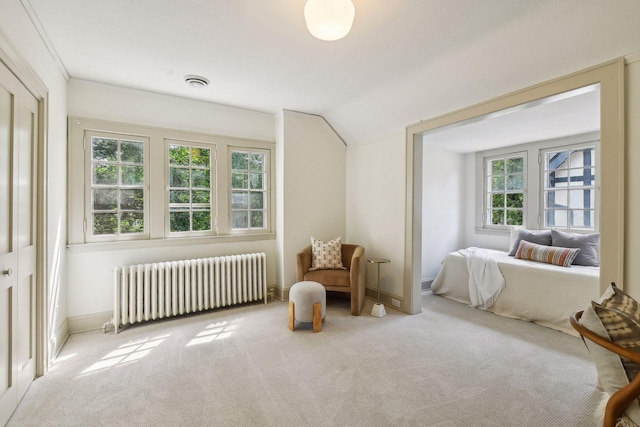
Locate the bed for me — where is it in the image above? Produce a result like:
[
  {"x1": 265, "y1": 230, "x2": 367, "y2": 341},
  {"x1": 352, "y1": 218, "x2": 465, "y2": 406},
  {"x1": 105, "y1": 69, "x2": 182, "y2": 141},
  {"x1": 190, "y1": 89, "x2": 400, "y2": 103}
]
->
[{"x1": 431, "y1": 248, "x2": 600, "y2": 336}]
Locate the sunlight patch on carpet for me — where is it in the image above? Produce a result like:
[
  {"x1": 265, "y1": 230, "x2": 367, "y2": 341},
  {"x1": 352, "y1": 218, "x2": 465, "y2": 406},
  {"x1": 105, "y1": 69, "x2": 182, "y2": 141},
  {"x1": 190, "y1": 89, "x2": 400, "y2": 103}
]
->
[
  {"x1": 79, "y1": 334, "x2": 169, "y2": 376},
  {"x1": 186, "y1": 320, "x2": 237, "y2": 347}
]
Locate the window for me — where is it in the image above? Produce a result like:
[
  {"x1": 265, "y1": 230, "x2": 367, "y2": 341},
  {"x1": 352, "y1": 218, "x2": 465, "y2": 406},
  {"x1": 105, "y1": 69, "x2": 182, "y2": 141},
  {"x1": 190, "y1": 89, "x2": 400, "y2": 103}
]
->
[
  {"x1": 167, "y1": 142, "x2": 214, "y2": 234},
  {"x1": 230, "y1": 149, "x2": 268, "y2": 231},
  {"x1": 484, "y1": 154, "x2": 526, "y2": 227},
  {"x1": 542, "y1": 145, "x2": 596, "y2": 230},
  {"x1": 69, "y1": 117, "x2": 275, "y2": 245},
  {"x1": 86, "y1": 133, "x2": 148, "y2": 241}
]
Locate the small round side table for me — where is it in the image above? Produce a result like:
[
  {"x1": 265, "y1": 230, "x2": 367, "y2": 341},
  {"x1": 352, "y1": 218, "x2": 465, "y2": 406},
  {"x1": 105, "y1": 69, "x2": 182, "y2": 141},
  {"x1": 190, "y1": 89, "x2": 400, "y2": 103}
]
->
[{"x1": 367, "y1": 258, "x2": 390, "y2": 318}]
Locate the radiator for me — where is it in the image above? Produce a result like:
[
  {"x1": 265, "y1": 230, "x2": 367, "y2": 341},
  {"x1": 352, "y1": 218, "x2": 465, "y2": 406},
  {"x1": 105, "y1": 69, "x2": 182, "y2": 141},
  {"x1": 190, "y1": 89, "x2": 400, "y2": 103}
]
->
[{"x1": 113, "y1": 253, "x2": 267, "y2": 333}]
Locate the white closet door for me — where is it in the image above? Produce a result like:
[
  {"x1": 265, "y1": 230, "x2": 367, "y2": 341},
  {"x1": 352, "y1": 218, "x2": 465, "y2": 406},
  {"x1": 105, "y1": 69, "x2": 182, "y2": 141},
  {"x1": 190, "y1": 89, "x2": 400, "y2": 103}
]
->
[{"x1": 0, "y1": 59, "x2": 38, "y2": 426}]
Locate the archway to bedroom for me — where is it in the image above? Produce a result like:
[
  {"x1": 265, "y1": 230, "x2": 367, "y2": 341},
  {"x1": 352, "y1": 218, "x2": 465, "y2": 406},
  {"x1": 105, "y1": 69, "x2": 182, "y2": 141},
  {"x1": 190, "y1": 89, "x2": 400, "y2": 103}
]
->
[{"x1": 403, "y1": 59, "x2": 625, "y2": 319}]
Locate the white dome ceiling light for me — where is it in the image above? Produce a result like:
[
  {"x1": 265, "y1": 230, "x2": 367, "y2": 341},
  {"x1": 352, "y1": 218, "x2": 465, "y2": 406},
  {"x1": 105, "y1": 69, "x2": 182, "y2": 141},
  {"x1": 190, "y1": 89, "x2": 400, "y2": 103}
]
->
[
  {"x1": 184, "y1": 75, "x2": 209, "y2": 88},
  {"x1": 304, "y1": 0, "x2": 355, "y2": 41}
]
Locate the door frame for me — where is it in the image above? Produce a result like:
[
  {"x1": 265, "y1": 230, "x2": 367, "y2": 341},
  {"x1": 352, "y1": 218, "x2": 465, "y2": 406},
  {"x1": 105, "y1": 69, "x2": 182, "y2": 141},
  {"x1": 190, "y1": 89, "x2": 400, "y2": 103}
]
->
[
  {"x1": 404, "y1": 58, "x2": 625, "y2": 314},
  {"x1": 0, "y1": 36, "x2": 50, "y2": 376}
]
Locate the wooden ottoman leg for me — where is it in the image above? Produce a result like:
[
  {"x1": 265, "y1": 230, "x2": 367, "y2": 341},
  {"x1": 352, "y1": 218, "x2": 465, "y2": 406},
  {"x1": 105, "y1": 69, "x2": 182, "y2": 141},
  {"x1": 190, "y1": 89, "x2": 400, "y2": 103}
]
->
[
  {"x1": 313, "y1": 302, "x2": 322, "y2": 332},
  {"x1": 289, "y1": 301, "x2": 295, "y2": 331}
]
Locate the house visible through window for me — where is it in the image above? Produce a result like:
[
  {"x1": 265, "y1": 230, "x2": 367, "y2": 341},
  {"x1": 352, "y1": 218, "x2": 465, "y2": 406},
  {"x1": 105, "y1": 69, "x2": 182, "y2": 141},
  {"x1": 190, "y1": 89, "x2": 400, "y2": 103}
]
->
[
  {"x1": 485, "y1": 154, "x2": 526, "y2": 227},
  {"x1": 543, "y1": 146, "x2": 595, "y2": 230}
]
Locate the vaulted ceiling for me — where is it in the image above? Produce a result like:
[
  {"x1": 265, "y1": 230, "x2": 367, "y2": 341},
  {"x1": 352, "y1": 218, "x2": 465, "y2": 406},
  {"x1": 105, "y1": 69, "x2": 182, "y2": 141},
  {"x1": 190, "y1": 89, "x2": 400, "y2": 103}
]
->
[{"x1": 26, "y1": 0, "x2": 640, "y2": 144}]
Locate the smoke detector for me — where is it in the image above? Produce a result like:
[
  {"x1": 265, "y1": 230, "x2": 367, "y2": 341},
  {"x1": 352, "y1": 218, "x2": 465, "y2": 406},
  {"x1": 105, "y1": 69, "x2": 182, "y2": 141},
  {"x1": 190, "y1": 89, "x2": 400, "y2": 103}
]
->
[{"x1": 184, "y1": 75, "x2": 209, "y2": 88}]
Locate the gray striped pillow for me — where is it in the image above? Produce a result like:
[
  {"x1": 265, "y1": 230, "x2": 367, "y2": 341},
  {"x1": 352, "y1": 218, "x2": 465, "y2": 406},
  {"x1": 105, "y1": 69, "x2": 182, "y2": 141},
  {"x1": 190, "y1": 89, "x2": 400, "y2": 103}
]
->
[{"x1": 514, "y1": 240, "x2": 580, "y2": 267}]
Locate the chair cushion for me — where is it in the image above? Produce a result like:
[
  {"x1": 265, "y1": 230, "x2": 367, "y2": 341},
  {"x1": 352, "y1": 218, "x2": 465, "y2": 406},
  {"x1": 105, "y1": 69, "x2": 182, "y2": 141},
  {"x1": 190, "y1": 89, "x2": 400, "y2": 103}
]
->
[
  {"x1": 580, "y1": 284, "x2": 640, "y2": 424},
  {"x1": 304, "y1": 269, "x2": 350, "y2": 287},
  {"x1": 309, "y1": 237, "x2": 346, "y2": 271}
]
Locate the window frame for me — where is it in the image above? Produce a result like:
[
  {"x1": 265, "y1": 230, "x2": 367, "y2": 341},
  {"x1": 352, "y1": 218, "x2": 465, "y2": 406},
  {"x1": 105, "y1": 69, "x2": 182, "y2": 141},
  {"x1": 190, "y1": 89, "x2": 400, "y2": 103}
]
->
[
  {"x1": 482, "y1": 151, "x2": 528, "y2": 230},
  {"x1": 165, "y1": 139, "x2": 217, "y2": 237},
  {"x1": 68, "y1": 117, "x2": 276, "y2": 247},
  {"x1": 540, "y1": 142, "x2": 598, "y2": 232},
  {"x1": 228, "y1": 146, "x2": 271, "y2": 235},
  {"x1": 475, "y1": 132, "x2": 600, "y2": 234},
  {"x1": 83, "y1": 130, "x2": 150, "y2": 243}
]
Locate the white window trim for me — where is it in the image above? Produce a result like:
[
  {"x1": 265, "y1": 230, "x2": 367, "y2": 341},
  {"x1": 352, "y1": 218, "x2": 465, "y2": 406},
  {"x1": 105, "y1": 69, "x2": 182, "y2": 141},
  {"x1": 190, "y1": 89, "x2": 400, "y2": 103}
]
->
[
  {"x1": 68, "y1": 117, "x2": 276, "y2": 247},
  {"x1": 482, "y1": 151, "x2": 528, "y2": 230},
  {"x1": 83, "y1": 130, "x2": 150, "y2": 243},
  {"x1": 474, "y1": 132, "x2": 600, "y2": 234},
  {"x1": 228, "y1": 146, "x2": 272, "y2": 235},
  {"x1": 164, "y1": 139, "x2": 217, "y2": 237}
]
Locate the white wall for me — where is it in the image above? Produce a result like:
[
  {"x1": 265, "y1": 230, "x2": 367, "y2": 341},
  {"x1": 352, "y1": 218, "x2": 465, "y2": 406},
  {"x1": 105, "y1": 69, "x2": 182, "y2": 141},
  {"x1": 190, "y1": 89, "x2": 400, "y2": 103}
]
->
[
  {"x1": 625, "y1": 55, "x2": 640, "y2": 299},
  {"x1": 421, "y1": 146, "x2": 465, "y2": 282},
  {"x1": 68, "y1": 79, "x2": 274, "y2": 141},
  {"x1": 276, "y1": 111, "x2": 346, "y2": 293},
  {"x1": 66, "y1": 80, "x2": 278, "y2": 323},
  {"x1": 460, "y1": 153, "x2": 511, "y2": 250},
  {"x1": 346, "y1": 132, "x2": 405, "y2": 299},
  {"x1": 0, "y1": 1, "x2": 69, "y2": 358}
]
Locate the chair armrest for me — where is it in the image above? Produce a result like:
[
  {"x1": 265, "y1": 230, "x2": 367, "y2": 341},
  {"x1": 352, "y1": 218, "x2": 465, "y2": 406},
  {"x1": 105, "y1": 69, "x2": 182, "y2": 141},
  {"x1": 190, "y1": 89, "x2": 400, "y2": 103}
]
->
[
  {"x1": 349, "y1": 246, "x2": 365, "y2": 290},
  {"x1": 296, "y1": 245, "x2": 312, "y2": 282},
  {"x1": 571, "y1": 310, "x2": 640, "y2": 427},
  {"x1": 571, "y1": 311, "x2": 640, "y2": 364}
]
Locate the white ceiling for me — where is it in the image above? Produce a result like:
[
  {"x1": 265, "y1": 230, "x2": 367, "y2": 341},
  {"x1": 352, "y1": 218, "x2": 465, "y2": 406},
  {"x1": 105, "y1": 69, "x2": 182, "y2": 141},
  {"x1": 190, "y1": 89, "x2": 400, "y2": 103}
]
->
[
  {"x1": 424, "y1": 86, "x2": 600, "y2": 153},
  {"x1": 25, "y1": 0, "x2": 640, "y2": 145}
]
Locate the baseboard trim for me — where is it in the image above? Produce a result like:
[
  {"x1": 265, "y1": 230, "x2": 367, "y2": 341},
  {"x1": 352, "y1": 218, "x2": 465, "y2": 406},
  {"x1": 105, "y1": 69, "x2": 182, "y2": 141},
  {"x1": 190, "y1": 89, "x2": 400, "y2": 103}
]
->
[
  {"x1": 50, "y1": 318, "x2": 69, "y2": 361},
  {"x1": 365, "y1": 287, "x2": 404, "y2": 311},
  {"x1": 67, "y1": 311, "x2": 113, "y2": 334},
  {"x1": 274, "y1": 286, "x2": 290, "y2": 302}
]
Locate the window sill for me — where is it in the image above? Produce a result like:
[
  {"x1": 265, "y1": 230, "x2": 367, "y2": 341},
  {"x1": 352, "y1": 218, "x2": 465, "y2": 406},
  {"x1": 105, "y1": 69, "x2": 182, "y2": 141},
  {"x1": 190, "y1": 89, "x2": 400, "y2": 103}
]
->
[
  {"x1": 66, "y1": 232, "x2": 277, "y2": 253},
  {"x1": 474, "y1": 227, "x2": 511, "y2": 236}
]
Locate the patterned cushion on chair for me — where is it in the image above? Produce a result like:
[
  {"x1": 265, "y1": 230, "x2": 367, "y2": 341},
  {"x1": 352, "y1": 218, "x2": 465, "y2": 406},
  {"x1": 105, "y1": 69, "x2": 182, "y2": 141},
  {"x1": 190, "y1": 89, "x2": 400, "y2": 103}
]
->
[
  {"x1": 309, "y1": 237, "x2": 346, "y2": 271},
  {"x1": 581, "y1": 284, "x2": 640, "y2": 425}
]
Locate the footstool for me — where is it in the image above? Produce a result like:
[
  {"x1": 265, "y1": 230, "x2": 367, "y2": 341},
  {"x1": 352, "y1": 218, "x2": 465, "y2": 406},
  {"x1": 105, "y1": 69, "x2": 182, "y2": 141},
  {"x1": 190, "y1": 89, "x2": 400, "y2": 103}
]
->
[{"x1": 289, "y1": 281, "x2": 326, "y2": 332}]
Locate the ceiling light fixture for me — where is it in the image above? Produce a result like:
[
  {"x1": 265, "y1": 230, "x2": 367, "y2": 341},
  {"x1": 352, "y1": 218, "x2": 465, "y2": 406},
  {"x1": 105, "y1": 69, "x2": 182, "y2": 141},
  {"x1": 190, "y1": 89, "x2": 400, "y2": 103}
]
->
[
  {"x1": 184, "y1": 75, "x2": 209, "y2": 88},
  {"x1": 304, "y1": 0, "x2": 355, "y2": 41}
]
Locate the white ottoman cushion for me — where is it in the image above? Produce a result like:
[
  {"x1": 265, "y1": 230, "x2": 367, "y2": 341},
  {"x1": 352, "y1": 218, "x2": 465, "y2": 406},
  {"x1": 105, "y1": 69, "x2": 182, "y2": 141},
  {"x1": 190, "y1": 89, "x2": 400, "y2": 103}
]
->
[{"x1": 290, "y1": 281, "x2": 326, "y2": 322}]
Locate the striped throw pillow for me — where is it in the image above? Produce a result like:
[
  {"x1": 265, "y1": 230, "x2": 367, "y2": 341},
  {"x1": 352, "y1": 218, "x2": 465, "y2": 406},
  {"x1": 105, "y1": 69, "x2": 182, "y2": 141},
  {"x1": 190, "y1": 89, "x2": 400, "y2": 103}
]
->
[{"x1": 514, "y1": 240, "x2": 580, "y2": 267}]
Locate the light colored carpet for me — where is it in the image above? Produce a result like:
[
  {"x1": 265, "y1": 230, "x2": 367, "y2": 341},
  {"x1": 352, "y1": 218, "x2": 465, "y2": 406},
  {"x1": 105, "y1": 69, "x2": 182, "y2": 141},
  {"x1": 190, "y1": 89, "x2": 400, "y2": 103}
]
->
[{"x1": 8, "y1": 293, "x2": 602, "y2": 426}]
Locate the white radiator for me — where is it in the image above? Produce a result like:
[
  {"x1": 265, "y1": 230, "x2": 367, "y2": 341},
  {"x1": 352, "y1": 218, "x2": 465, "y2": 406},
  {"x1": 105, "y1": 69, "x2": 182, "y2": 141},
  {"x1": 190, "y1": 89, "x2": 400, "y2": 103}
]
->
[{"x1": 113, "y1": 253, "x2": 267, "y2": 333}]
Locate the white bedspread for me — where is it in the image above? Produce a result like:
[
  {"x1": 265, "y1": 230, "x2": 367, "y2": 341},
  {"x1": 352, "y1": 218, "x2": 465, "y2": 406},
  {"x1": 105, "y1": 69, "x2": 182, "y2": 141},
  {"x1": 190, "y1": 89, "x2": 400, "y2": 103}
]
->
[
  {"x1": 459, "y1": 247, "x2": 504, "y2": 309},
  {"x1": 431, "y1": 248, "x2": 600, "y2": 336}
]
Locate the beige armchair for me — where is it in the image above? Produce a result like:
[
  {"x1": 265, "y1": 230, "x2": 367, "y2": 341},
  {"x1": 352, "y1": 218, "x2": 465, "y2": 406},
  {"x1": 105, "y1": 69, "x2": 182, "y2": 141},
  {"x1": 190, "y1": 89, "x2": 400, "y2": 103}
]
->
[{"x1": 296, "y1": 244, "x2": 365, "y2": 315}]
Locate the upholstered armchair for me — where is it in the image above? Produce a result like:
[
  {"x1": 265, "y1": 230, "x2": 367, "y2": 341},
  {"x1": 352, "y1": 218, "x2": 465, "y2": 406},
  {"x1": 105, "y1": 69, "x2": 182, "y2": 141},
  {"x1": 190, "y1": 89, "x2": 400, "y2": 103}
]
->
[{"x1": 296, "y1": 244, "x2": 365, "y2": 315}]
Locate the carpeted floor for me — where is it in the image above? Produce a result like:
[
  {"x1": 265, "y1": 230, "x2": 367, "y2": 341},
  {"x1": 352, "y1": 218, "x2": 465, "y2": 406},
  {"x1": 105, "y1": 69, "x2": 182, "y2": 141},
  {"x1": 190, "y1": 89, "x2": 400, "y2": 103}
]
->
[{"x1": 7, "y1": 293, "x2": 602, "y2": 426}]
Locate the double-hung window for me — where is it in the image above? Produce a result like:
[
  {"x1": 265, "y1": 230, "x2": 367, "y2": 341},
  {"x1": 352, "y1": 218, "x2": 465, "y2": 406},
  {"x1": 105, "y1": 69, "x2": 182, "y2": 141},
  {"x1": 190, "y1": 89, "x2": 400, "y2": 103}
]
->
[
  {"x1": 69, "y1": 117, "x2": 275, "y2": 245},
  {"x1": 542, "y1": 145, "x2": 596, "y2": 231},
  {"x1": 86, "y1": 132, "x2": 149, "y2": 241},
  {"x1": 484, "y1": 153, "x2": 526, "y2": 227},
  {"x1": 230, "y1": 148, "x2": 269, "y2": 231},
  {"x1": 167, "y1": 141, "x2": 214, "y2": 235}
]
